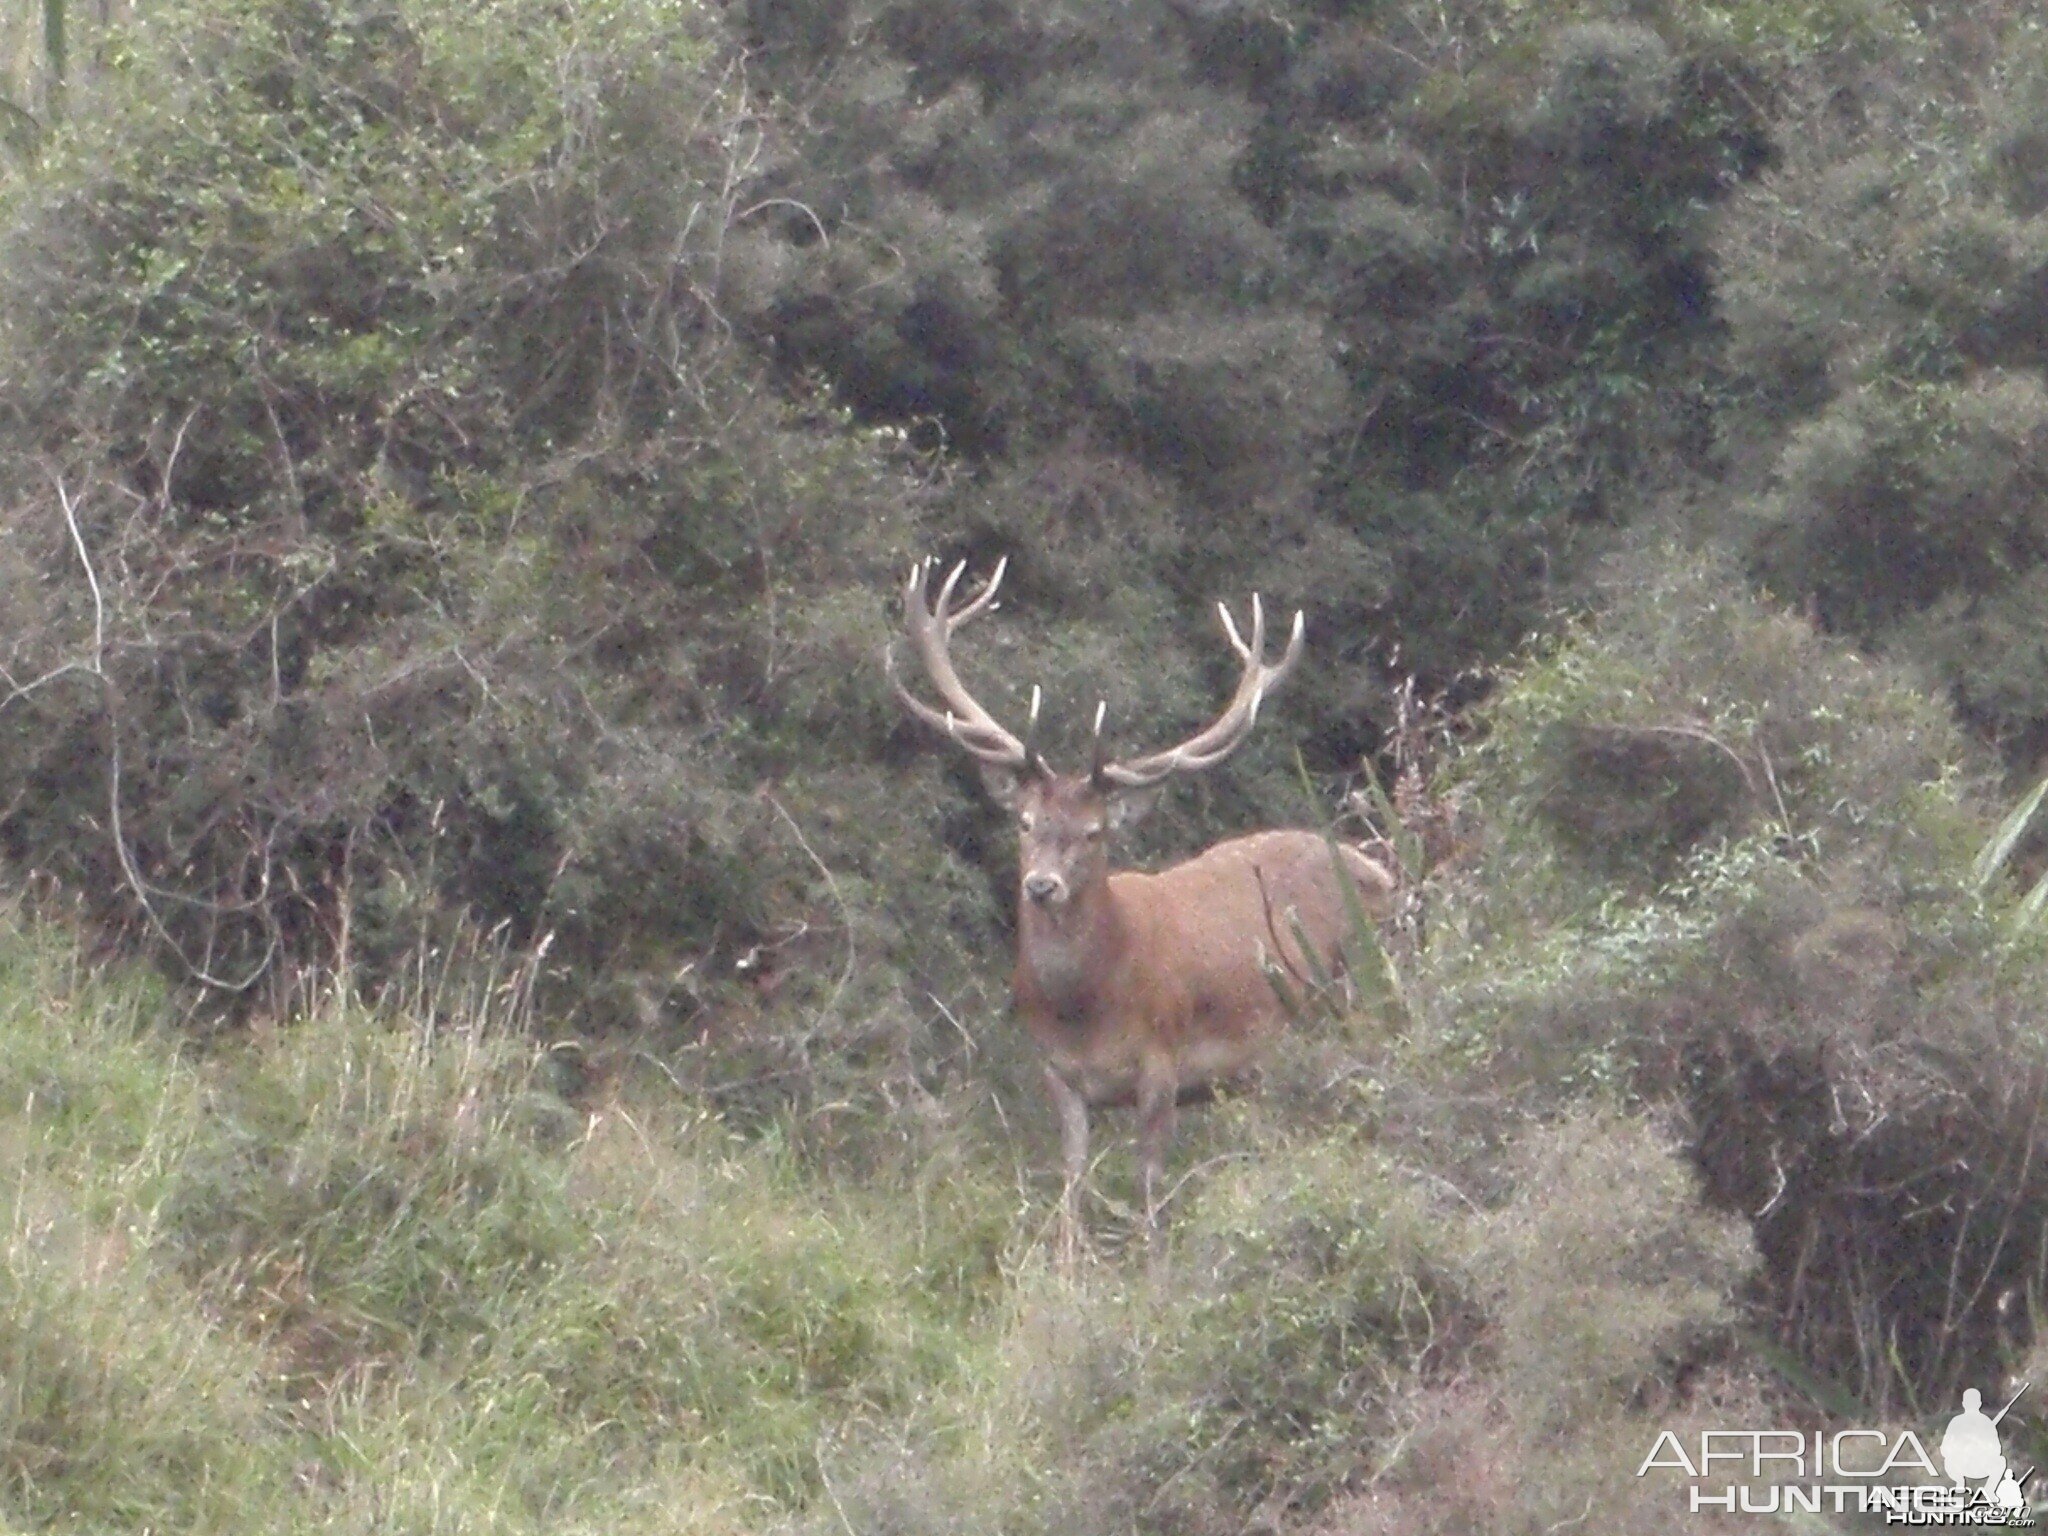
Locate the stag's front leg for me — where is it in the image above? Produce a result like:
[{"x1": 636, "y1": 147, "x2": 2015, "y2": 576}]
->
[
  {"x1": 1135, "y1": 1061, "x2": 1178, "y2": 1265},
  {"x1": 1046, "y1": 1066, "x2": 1090, "y2": 1274}
]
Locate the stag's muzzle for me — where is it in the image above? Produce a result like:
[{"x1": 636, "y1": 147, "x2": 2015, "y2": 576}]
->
[{"x1": 1023, "y1": 872, "x2": 1066, "y2": 906}]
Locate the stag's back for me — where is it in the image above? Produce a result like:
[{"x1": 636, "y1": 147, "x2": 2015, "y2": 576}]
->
[{"x1": 1118, "y1": 829, "x2": 1394, "y2": 1054}]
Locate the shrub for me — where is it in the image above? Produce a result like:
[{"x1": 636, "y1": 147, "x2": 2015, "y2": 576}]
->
[
  {"x1": 1473, "y1": 547, "x2": 1978, "y2": 904},
  {"x1": 1309, "y1": 1112, "x2": 1757, "y2": 1536},
  {"x1": 1146, "y1": 1138, "x2": 1453, "y2": 1519},
  {"x1": 1748, "y1": 371, "x2": 2048, "y2": 751},
  {"x1": 1465, "y1": 1112, "x2": 1753, "y2": 1435},
  {"x1": 0, "y1": 0, "x2": 921, "y2": 1021},
  {"x1": 1445, "y1": 555, "x2": 2048, "y2": 1412},
  {"x1": 1756, "y1": 374, "x2": 2048, "y2": 640},
  {"x1": 1715, "y1": 30, "x2": 2048, "y2": 758}
]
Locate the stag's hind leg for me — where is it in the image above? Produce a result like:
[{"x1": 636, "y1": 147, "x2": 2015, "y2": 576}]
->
[{"x1": 1046, "y1": 1066, "x2": 1091, "y2": 1275}]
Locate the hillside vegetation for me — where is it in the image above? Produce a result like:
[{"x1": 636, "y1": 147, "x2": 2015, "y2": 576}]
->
[{"x1": 3, "y1": 0, "x2": 2048, "y2": 1530}]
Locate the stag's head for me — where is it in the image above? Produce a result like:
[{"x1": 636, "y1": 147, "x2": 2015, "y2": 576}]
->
[
  {"x1": 886, "y1": 557, "x2": 1305, "y2": 912},
  {"x1": 992, "y1": 771, "x2": 1134, "y2": 912}
]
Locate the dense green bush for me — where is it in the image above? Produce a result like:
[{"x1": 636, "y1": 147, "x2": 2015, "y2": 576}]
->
[
  {"x1": 1441, "y1": 555, "x2": 2044, "y2": 1410},
  {"x1": 9, "y1": 3, "x2": 2048, "y2": 1524},
  {"x1": 1754, "y1": 374, "x2": 2048, "y2": 732},
  {"x1": 780, "y1": 1107, "x2": 1755, "y2": 1536},
  {"x1": 0, "y1": 0, "x2": 951, "y2": 1043},
  {"x1": 735, "y1": 0, "x2": 1785, "y2": 747},
  {"x1": 1313, "y1": 1113, "x2": 1759, "y2": 1536},
  {"x1": 1716, "y1": 25, "x2": 2048, "y2": 758}
]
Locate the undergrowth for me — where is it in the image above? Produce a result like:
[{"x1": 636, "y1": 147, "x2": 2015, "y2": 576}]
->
[
  {"x1": 0, "y1": 895, "x2": 1773, "y2": 1535},
  {"x1": 0, "y1": 911, "x2": 1027, "y2": 1532},
  {"x1": 5, "y1": 560, "x2": 2044, "y2": 1533},
  {"x1": 0, "y1": 888, "x2": 1785, "y2": 1536}
]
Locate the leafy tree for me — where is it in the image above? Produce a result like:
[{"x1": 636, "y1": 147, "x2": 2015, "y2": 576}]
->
[
  {"x1": 1717, "y1": 17, "x2": 2048, "y2": 761},
  {"x1": 0, "y1": 0, "x2": 927, "y2": 1025},
  {"x1": 732, "y1": 0, "x2": 1779, "y2": 761}
]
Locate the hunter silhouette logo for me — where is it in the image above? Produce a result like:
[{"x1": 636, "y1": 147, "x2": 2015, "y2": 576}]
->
[
  {"x1": 1639, "y1": 1381, "x2": 2037, "y2": 1523},
  {"x1": 1942, "y1": 1387, "x2": 2032, "y2": 1515}
]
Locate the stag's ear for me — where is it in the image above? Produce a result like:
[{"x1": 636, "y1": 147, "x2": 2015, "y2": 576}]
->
[
  {"x1": 1105, "y1": 785, "x2": 1162, "y2": 830},
  {"x1": 979, "y1": 760, "x2": 1026, "y2": 810}
]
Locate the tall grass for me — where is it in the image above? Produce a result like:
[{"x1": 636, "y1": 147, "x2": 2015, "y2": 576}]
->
[
  {"x1": 0, "y1": 888, "x2": 1809, "y2": 1534},
  {"x1": 0, "y1": 909, "x2": 1027, "y2": 1531}
]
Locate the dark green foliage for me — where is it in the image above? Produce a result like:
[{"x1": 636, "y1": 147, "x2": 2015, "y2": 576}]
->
[
  {"x1": 1533, "y1": 721, "x2": 1753, "y2": 879},
  {"x1": 734, "y1": 0, "x2": 1779, "y2": 749},
  {"x1": 1756, "y1": 375, "x2": 2048, "y2": 643},
  {"x1": 1718, "y1": 29, "x2": 2048, "y2": 759},
  {"x1": 1452, "y1": 559, "x2": 2047, "y2": 1413},
  {"x1": 1479, "y1": 548, "x2": 1979, "y2": 892},
  {"x1": 0, "y1": 0, "x2": 930, "y2": 1029},
  {"x1": 1146, "y1": 1144, "x2": 1448, "y2": 1516},
  {"x1": 12, "y1": 0, "x2": 2048, "y2": 1512}
]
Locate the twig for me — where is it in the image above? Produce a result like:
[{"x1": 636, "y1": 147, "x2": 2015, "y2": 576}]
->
[
  {"x1": 55, "y1": 475, "x2": 277, "y2": 991},
  {"x1": 1544, "y1": 1495, "x2": 1595, "y2": 1533},
  {"x1": 928, "y1": 991, "x2": 977, "y2": 1060},
  {"x1": 762, "y1": 790, "x2": 856, "y2": 1042},
  {"x1": 57, "y1": 478, "x2": 105, "y2": 671},
  {"x1": 1753, "y1": 728, "x2": 1795, "y2": 835},
  {"x1": 732, "y1": 195, "x2": 829, "y2": 248},
  {"x1": 1606, "y1": 721, "x2": 1760, "y2": 801},
  {"x1": 1254, "y1": 865, "x2": 1314, "y2": 988}
]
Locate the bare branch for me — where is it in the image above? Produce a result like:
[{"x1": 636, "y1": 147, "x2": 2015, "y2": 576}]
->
[{"x1": 26, "y1": 476, "x2": 280, "y2": 992}]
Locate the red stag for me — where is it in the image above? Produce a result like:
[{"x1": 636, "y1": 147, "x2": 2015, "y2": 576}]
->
[{"x1": 887, "y1": 557, "x2": 1394, "y2": 1265}]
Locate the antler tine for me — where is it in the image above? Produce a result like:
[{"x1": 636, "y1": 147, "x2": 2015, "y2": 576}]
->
[
  {"x1": 1024, "y1": 683, "x2": 1045, "y2": 771},
  {"x1": 947, "y1": 554, "x2": 1007, "y2": 625},
  {"x1": 932, "y1": 557, "x2": 970, "y2": 623},
  {"x1": 1215, "y1": 592, "x2": 1267, "y2": 664},
  {"x1": 886, "y1": 555, "x2": 1035, "y2": 771},
  {"x1": 1097, "y1": 598, "x2": 1307, "y2": 790}
]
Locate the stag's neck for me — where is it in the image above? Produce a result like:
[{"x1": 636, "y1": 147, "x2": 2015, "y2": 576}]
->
[{"x1": 1016, "y1": 878, "x2": 1127, "y2": 1024}]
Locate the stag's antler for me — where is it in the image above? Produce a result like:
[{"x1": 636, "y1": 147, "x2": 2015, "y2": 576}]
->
[
  {"x1": 1094, "y1": 594, "x2": 1304, "y2": 790},
  {"x1": 887, "y1": 557, "x2": 1046, "y2": 774}
]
